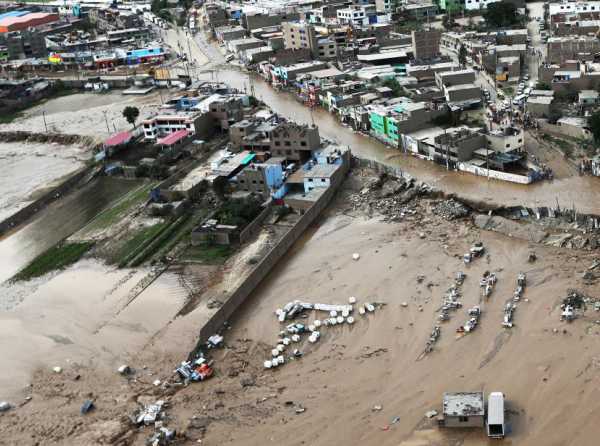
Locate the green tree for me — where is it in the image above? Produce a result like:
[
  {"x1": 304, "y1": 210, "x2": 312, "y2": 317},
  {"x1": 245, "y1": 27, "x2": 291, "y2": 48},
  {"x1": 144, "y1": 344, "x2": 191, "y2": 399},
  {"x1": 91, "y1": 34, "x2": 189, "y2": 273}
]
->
[
  {"x1": 483, "y1": 2, "x2": 518, "y2": 28},
  {"x1": 458, "y1": 44, "x2": 467, "y2": 67},
  {"x1": 212, "y1": 176, "x2": 229, "y2": 198},
  {"x1": 442, "y1": 14, "x2": 456, "y2": 31},
  {"x1": 382, "y1": 78, "x2": 402, "y2": 97},
  {"x1": 588, "y1": 111, "x2": 600, "y2": 142},
  {"x1": 122, "y1": 106, "x2": 140, "y2": 128},
  {"x1": 535, "y1": 81, "x2": 552, "y2": 90}
]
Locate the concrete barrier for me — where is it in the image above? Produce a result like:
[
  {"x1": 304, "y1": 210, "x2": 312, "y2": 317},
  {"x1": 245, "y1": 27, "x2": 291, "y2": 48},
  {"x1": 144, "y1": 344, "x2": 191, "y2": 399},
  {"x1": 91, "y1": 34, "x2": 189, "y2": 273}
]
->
[
  {"x1": 0, "y1": 166, "x2": 94, "y2": 237},
  {"x1": 193, "y1": 161, "x2": 349, "y2": 351}
]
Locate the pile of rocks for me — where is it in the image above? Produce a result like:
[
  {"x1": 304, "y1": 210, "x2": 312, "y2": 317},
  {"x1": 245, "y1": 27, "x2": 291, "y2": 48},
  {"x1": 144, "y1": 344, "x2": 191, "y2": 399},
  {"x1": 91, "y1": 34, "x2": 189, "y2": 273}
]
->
[
  {"x1": 432, "y1": 199, "x2": 470, "y2": 221},
  {"x1": 348, "y1": 175, "x2": 432, "y2": 222}
]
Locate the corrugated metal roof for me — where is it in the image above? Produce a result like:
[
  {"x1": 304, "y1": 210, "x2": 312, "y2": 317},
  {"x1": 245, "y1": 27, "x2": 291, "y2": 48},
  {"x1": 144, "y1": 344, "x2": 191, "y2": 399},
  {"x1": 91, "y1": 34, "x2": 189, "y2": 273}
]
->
[
  {"x1": 157, "y1": 129, "x2": 188, "y2": 146},
  {"x1": 104, "y1": 131, "x2": 132, "y2": 147}
]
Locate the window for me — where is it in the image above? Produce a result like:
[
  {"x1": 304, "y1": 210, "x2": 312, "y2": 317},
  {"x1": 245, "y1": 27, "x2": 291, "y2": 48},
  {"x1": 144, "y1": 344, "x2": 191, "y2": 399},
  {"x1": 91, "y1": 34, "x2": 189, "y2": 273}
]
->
[
  {"x1": 506, "y1": 143, "x2": 510, "y2": 148},
  {"x1": 308, "y1": 178, "x2": 313, "y2": 182},
  {"x1": 301, "y1": 141, "x2": 307, "y2": 147},
  {"x1": 321, "y1": 178, "x2": 326, "y2": 182},
  {"x1": 260, "y1": 180, "x2": 264, "y2": 184},
  {"x1": 275, "y1": 141, "x2": 281, "y2": 146},
  {"x1": 240, "y1": 179, "x2": 245, "y2": 184},
  {"x1": 284, "y1": 141, "x2": 291, "y2": 146},
  {"x1": 518, "y1": 138, "x2": 522, "y2": 143},
  {"x1": 459, "y1": 417, "x2": 469, "y2": 423}
]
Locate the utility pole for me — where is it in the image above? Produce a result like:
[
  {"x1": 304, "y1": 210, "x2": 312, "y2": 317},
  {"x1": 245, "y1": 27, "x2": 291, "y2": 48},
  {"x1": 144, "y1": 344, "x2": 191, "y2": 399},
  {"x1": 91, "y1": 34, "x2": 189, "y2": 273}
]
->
[{"x1": 42, "y1": 110, "x2": 48, "y2": 133}]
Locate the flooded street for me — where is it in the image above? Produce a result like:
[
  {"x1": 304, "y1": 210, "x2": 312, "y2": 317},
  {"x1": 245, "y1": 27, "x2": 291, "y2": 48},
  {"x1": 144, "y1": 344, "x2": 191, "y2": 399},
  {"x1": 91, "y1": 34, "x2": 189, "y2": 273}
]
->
[{"x1": 195, "y1": 66, "x2": 600, "y2": 214}]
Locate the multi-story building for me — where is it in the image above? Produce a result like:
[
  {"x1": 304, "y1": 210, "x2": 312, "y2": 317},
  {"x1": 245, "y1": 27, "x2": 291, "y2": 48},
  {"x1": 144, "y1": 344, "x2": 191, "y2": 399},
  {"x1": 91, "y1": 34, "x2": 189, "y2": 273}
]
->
[
  {"x1": 403, "y1": 3, "x2": 438, "y2": 20},
  {"x1": 336, "y1": 6, "x2": 368, "y2": 26},
  {"x1": 463, "y1": 0, "x2": 501, "y2": 11},
  {"x1": 411, "y1": 29, "x2": 441, "y2": 61},
  {"x1": 270, "y1": 121, "x2": 321, "y2": 161},
  {"x1": 200, "y1": 3, "x2": 229, "y2": 28},
  {"x1": 375, "y1": 0, "x2": 401, "y2": 14},
  {"x1": 142, "y1": 111, "x2": 214, "y2": 141},
  {"x1": 0, "y1": 30, "x2": 47, "y2": 59},
  {"x1": 547, "y1": 36, "x2": 600, "y2": 64},
  {"x1": 235, "y1": 159, "x2": 285, "y2": 197},
  {"x1": 282, "y1": 21, "x2": 338, "y2": 59},
  {"x1": 89, "y1": 8, "x2": 143, "y2": 31}
]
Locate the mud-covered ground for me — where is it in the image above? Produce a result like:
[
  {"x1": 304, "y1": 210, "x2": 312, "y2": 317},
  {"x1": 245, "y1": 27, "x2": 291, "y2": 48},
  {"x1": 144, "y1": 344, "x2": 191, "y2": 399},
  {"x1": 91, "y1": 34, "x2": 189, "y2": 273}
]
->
[{"x1": 2, "y1": 169, "x2": 600, "y2": 446}]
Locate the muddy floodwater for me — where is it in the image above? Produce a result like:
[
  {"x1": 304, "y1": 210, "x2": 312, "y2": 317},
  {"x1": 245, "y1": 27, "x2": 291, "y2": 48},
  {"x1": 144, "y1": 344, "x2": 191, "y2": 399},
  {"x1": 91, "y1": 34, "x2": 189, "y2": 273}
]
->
[
  {"x1": 0, "y1": 141, "x2": 89, "y2": 222},
  {"x1": 195, "y1": 67, "x2": 600, "y2": 214},
  {"x1": 0, "y1": 259, "x2": 188, "y2": 399},
  {"x1": 0, "y1": 177, "x2": 141, "y2": 284}
]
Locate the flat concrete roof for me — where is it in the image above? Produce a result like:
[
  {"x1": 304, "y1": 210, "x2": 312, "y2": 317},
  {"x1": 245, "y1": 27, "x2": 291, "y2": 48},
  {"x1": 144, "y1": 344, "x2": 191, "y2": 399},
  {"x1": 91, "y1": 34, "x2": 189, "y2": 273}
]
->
[{"x1": 443, "y1": 392, "x2": 484, "y2": 417}]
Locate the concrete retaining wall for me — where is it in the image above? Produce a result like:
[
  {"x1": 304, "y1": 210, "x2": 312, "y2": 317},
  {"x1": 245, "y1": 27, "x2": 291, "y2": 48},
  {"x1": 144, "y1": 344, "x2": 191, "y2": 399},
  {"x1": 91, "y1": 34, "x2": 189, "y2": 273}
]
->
[
  {"x1": 195, "y1": 161, "x2": 349, "y2": 348},
  {"x1": 0, "y1": 166, "x2": 93, "y2": 237},
  {"x1": 458, "y1": 162, "x2": 532, "y2": 184},
  {"x1": 239, "y1": 201, "x2": 272, "y2": 244}
]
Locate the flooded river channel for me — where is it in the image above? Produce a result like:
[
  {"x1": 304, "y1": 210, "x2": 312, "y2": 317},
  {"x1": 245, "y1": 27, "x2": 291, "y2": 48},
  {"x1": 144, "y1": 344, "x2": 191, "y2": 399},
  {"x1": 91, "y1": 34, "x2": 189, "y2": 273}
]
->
[{"x1": 196, "y1": 67, "x2": 600, "y2": 215}]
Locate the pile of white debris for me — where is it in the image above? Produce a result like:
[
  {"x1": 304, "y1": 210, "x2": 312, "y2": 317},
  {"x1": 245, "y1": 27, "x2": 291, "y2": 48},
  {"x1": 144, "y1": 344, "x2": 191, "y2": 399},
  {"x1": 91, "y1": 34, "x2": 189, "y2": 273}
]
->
[{"x1": 264, "y1": 297, "x2": 377, "y2": 369}]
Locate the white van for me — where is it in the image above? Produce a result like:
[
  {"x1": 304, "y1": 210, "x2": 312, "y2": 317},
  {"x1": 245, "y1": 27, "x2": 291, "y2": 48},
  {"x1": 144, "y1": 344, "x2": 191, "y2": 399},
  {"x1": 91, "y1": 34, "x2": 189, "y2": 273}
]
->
[{"x1": 487, "y1": 392, "x2": 505, "y2": 438}]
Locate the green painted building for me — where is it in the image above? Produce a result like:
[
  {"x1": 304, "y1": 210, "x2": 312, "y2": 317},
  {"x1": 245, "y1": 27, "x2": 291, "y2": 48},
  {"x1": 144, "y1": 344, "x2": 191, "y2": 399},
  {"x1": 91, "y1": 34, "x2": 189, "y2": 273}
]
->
[{"x1": 437, "y1": 0, "x2": 464, "y2": 13}]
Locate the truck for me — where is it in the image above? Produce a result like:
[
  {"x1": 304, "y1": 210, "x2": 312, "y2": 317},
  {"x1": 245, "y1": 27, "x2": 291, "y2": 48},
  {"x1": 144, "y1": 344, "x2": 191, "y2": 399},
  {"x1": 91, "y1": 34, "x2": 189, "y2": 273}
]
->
[{"x1": 487, "y1": 392, "x2": 505, "y2": 438}]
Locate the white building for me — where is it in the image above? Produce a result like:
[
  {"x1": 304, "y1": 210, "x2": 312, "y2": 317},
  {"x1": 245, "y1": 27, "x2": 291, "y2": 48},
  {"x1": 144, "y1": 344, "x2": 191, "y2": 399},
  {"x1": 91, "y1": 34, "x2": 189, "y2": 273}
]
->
[
  {"x1": 549, "y1": 1, "x2": 600, "y2": 16},
  {"x1": 337, "y1": 6, "x2": 368, "y2": 26},
  {"x1": 464, "y1": 0, "x2": 501, "y2": 11},
  {"x1": 142, "y1": 111, "x2": 202, "y2": 140}
]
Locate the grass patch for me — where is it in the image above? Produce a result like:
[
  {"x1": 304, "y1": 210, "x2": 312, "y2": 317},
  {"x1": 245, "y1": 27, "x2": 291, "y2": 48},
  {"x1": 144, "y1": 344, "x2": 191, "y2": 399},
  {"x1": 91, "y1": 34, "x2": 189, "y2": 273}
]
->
[
  {"x1": 542, "y1": 134, "x2": 574, "y2": 157},
  {"x1": 13, "y1": 242, "x2": 93, "y2": 282},
  {"x1": 111, "y1": 222, "x2": 169, "y2": 266},
  {"x1": 502, "y1": 86, "x2": 515, "y2": 96},
  {"x1": 182, "y1": 243, "x2": 234, "y2": 265},
  {"x1": 81, "y1": 181, "x2": 156, "y2": 234}
]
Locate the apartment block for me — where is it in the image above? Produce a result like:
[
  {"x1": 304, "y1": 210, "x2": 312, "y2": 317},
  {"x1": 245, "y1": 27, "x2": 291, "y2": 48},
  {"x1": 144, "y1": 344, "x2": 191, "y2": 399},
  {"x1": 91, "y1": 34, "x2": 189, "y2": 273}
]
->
[{"x1": 411, "y1": 29, "x2": 441, "y2": 61}]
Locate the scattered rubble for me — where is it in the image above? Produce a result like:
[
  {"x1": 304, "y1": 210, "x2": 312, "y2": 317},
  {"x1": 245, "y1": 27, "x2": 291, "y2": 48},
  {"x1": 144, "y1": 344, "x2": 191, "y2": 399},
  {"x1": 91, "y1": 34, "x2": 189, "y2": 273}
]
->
[
  {"x1": 117, "y1": 365, "x2": 131, "y2": 375},
  {"x1": 425, "y1": 410, "x2": 438, "y2": 418},
  {"x1": 560, "y1": 289, "x2": 587, "y2": 322},
  {"x1": 147, "y1": 426, "x2": 175, "y2": 446},
  {"x1": 480, "y1": 271, "x2": 497, "y2": 298},
  {"x1": 80, "y1": 399, "x2": 95, "y2": 415},
  {"x1": 347, "y1": 174, "x2": 431, "y2": 222},
  {"x1": 420, "y1": 273, "x2": 466, "y2": 358},
  {"x1": 503, "y1": 272, "x2": 527, "y2": 328},
  {"x1": 175, "y1": 360, "x2": 214, "y2": 383},
  {"x1": 457, "y1": 306, "x2": 481, "y2": 334},
  {"x1": 464, "y1": 242, "x2": 485, "y2": 264},
  {"x1": 266, "y1": 298, "x2": 378, "y2": 369},
  {"x1": 134, "y1": 400, "x2": 166, "y2": 426},
  {"x1": 432, "y1": 199, "x2": 470, "y2": 221}
]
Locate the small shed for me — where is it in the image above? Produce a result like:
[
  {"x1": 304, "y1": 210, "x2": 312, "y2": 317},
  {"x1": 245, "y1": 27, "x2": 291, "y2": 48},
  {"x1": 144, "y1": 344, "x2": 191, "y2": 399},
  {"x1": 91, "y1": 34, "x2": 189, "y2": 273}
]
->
[
  {"x1": 103, "y1": 131, "x2": 132, "y2": 156},
  {"x1": 441, "y1": 392, "x2": 485, "y2": 428},
  {"x1": 157, "y1": 129, "x2": 189, "y2": 151}
]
